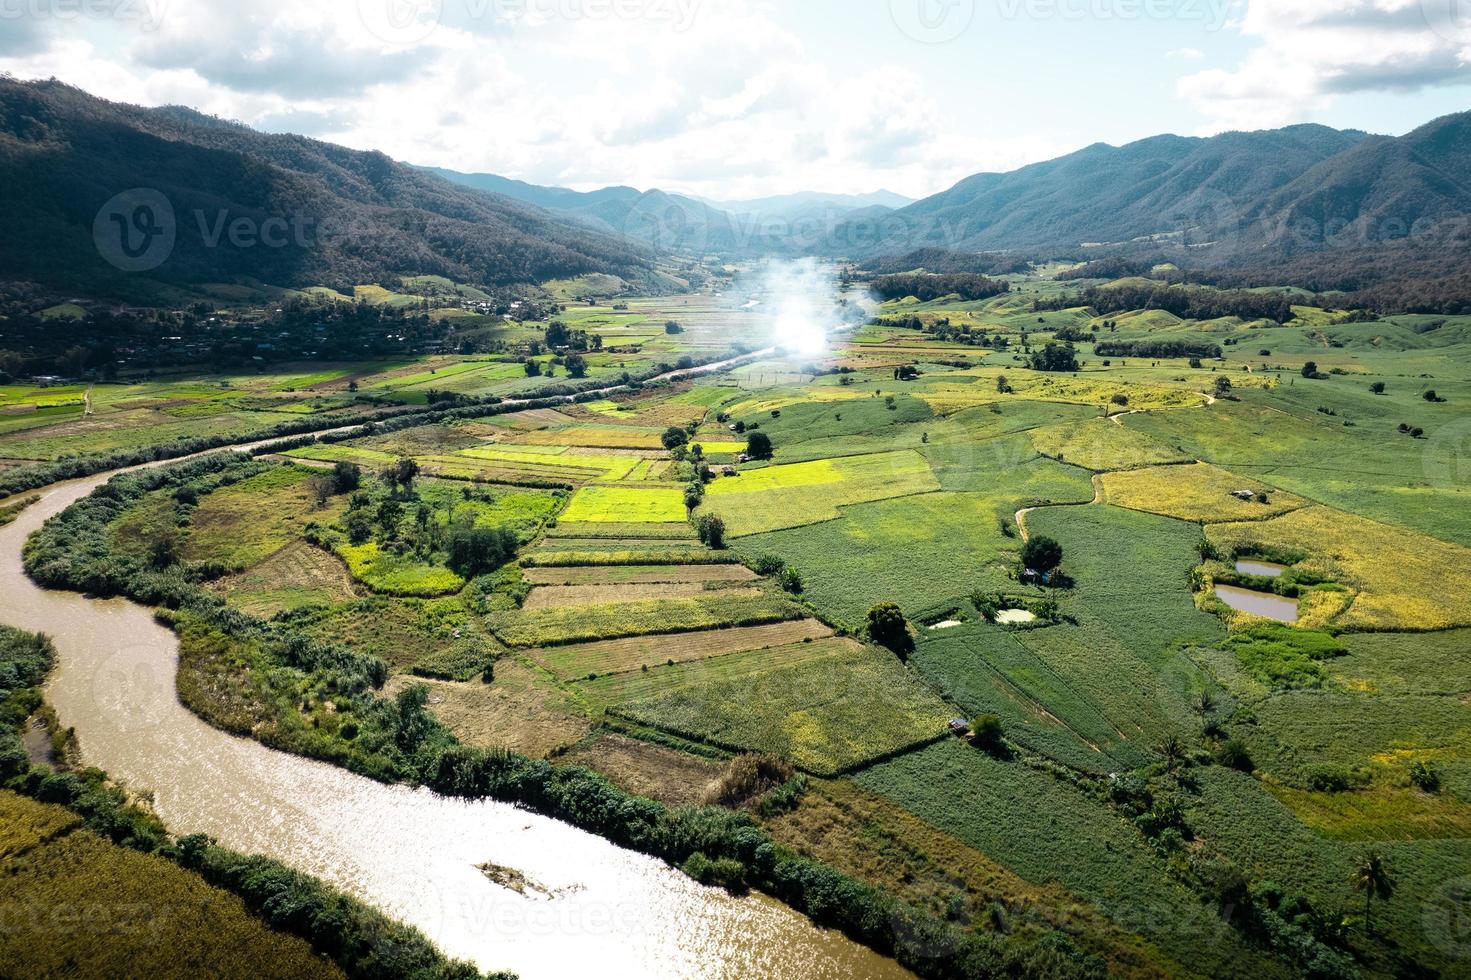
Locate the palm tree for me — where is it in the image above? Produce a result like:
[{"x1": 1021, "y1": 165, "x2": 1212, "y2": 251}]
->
[
  {"x1": 1194, "y1": 691, "x2": 1215, "y2": 718},
  {"x1": 1158, "y1": 735, "x2": 1186, "y2": 775},
  {"x1": 1351, "y1": 851, "x2": 1395, "y2": 934}
]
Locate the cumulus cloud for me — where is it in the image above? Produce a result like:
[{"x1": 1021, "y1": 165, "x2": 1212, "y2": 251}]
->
[{"x1": 1178, "y1": 0, "x2": 1471, "y2": 132}]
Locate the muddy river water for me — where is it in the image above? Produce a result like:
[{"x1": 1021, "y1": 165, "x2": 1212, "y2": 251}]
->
[{"x1": 0, "y1": 472, "x2": 910, "y2": 980}]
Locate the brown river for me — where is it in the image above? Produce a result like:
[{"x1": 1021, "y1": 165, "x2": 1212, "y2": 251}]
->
[{"x1": 0, "y1": 470, "x2": 911, "y2": 979}]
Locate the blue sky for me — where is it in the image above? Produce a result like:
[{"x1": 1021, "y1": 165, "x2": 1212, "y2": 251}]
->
[{"x1": 1, "y1": 0, "x2": 1467, "y2": 200}]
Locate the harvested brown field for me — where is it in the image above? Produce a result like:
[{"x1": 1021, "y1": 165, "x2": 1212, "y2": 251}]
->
[
  {"x1": 522, "y1": 564, "x2": 758, "y2": 586},
  {"x1": 385, "y1": 659, "x2": 590, "y2": 758},
  {"x1": 529, "y1": 618, "x2": 833, "y2": 679},
  {"x1": 556, "y1": 733, "x2": 724, "y2": 807},
  {"x1": 522, "y1": 582, "x2": 737, "y2": 609}
]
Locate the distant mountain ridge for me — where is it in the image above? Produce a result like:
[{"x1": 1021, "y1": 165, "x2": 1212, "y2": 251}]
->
[
  {"x1": 833, "y1": 114, "x2": 1471, "y2": 270},
  {"x1": 0, "y1": 79, "x2": 656, "y2": 298}
]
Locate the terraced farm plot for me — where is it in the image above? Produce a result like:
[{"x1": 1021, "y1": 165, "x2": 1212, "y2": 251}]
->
[
  {"x1": 522, "y1": 548, "x2": 737, "y2": 567},
  {"x1": 487, "y1": 590, "x2": 801, "y2": 647},
  {"x1": 529, "y1": 617, "x2": 833, "y2": 678},
  {"x1": 737, "y1": 491, "x2": 1029, "y2": 627},
  {"x1": 296, "y1": 597, "x2": 496, "y2": 677},
  {"x1": 560, "y1": 484, "x2": 687, "y2": 523},
  {"x1": 546, "y1": 521, "x2": 695, "y2": 539},
  {"x1": 587, "y1": 638, "x2": 953, "y2": 774},
  {"x1": 1099, "y1": 462, "x2": 1308, "y2": 523},
  {"x1": 703, "y1": 451, "x2": 941, "y2": 536},
  {"x1": 283, "y1": 443, "x2": 399, "y2": 467},
  {"x1": 518, "y1": 425, "x2": 668, "y2": 449},
  {"x1": 523, "y1": 564, "x2": 756, "y2": 585},
  {"x1": 208, "y1": 540, "x2": 360, "y2": 616},
  {"x1": 185, "y1": 466, "x2": 347, "y2": 568},
  {"x1": 523, "y1": 582, "x2": 754, "y2": 609},
  {"x1": 1029, "y1": 417, "x2": 1191, "y2": 471},
  {"x1": 454, "y1": 447, "x2": 642, "y2": 482},
  {"x1": 1207, "y1": 505, "x2": 1471, "y2": 631},
  {"x1": 332, "y1": 541, "x2": 465, "y2": 597},
  {"x1": 384, "y1": 663, "x2": 589, "y2": 757}
]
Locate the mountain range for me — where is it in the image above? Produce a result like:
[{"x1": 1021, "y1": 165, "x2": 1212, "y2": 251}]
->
[
  {"x1": 834, "y1": 112, "x2": 1471, "y2": 262},
  {"x1": 0, "y1": 78, "x2": 657, "y2": 299},
  {"x1": 0, "y1": 75, "x2": 1468, "y2": 303}
]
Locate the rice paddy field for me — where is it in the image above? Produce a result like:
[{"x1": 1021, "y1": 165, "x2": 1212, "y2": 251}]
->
[{"x1": 33, "y1": 276, "x2": 1471, "y2": 979}]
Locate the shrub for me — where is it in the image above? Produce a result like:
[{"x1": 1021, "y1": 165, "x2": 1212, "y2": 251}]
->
[
  {"x1": 1217, "y1": 739, "x2": 1255, "y2": 773},
  {"x1": 1409, "y1": 760, "x2": 1441, "y2": 793}
]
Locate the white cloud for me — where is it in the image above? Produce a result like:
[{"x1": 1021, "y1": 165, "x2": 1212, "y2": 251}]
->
[{"x1": 1178, "y1": 0, "x2": 1471, "y2": 132}]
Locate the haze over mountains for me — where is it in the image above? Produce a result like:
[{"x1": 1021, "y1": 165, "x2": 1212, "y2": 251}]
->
[{"x1": 1, "y1": 75, "x2": 1468, "y2": 302}]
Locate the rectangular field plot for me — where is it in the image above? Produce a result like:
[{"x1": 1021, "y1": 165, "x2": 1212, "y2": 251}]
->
[
  {"x1": 453, "y1": 447, "x2": 643, "y2": 482},
  {"x1": 530, "y1": 617, "x2": 833, "y2": 678},
  {"x1": 560, "y1": 485, "x2": 687, "y2": 522},
  {"x1": 522, "y1": 582, "x2": 756, "y2": 609},
  {"x1": 546, "y1": 521, "x2": 695, "y2": 539},
  {"x1": 1028, "y1": 417, "x2": 1191, "y2": 472},
  {"x1": 517, "y1": 425, "x2": 668, "y2": 449},
  {"x1": 588, "y1": 639, "x2": 954, "y2": 774},
  {"x1": 487, "y1": 591, "x2": 802, "y2": 647},
  {"x1": 523, "y1": 564, "x2": 756, "y2": 585},
  {"x1": 703, "y1": 451, "x2": 941, "y2": 536}
]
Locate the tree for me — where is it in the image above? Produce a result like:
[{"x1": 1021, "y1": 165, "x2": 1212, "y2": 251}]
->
[
  {"x1": 1369, "y1": 381, "x2": 1386, "y2": 394},
  {"x1": 1021, "y1": 535, "x2": 1063, "y2": 573},
  {"x1": 386, "y1": 458, "x2": 419, "y2": 496},
  {"x1": 996, "y1": 374, "x2": 1013, "y2": 394},
  {"x1": 1424, "y1": 389, "x2": 1443, "y2": 402},
  {"x1": 147, "y1": 534, "x2": 178, "y2": 570},
  {"x1": 564, "y1": 353, "x2": 587, "y2": 378},
  {"x1": 544, "y1": 320, "x2": 570, "y2": 347},
  {"x1": 664, "y1": 320, "x2": 683, "y2": 334},
  {"x1": 866, "y1": 602, "x2": 913, "y2": 660},
  {"x1": 345, "y1": 509, "x2": 373, "y2": 544},
  {"x1": 746, "y1": 431, "x2": 773, "y2": 459},
  {"x1": 777, "y1": 567, "x2": 803, "y2": 594},
  {"x1": 1157, "y1": 735, "x2": 1186, "y2": 775},
  {"x1": 1301, "y1": 361, "x2": 1319, "y2": 379},
  {"x1": 1028, "y1": 342, "x2": 1079, "y2": 372},
  {"x1": 695, "y1": 513, "x2": 726, "y2": 549},
  {"x1": 524, "y1": 359, "x2": 540, "y2": 377},
  {"x1": 1350, "y1": 851, "x2": 1395, "y2": 934},
  {"x1": 308, "y1": 474, "x2": 334, "y2": 508},
  {"x1": 445, "y1": 524, "x2": 518, "y2": 577},
  {"x1": 969, "y1": 714, "x2": 1004, "y2": 751},
  {"x1": 332, "y1": 461, "x2": 361, "y2": 494},
  {"x1": 662, "y1": 426, "x2": 689, "y2": 450}
]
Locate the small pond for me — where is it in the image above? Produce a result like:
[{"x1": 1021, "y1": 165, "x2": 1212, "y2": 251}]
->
[
  {"x1": 1215, "y1": 584, "x2": 1298, "y2": 623},
  {"x1": 1234, "y1": 559, "x2": 1288, "y2": 577}
]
